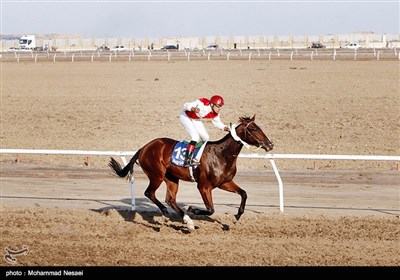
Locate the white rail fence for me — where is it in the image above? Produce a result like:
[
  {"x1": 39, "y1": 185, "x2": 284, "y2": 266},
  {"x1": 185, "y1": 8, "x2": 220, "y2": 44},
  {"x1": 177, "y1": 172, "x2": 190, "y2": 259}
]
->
[
  {"x1": 2, "y1": 48, "x2": 399, "y2": 63},
  {"x1": 1, "y1": 149, "x2": 399, "y2": 212}
]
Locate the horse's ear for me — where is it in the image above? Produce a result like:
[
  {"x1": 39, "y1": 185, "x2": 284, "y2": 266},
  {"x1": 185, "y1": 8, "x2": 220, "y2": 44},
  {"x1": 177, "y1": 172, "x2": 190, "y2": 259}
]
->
[{"x1": 251, "y1": 115, "x2": 256, "y2": 121}]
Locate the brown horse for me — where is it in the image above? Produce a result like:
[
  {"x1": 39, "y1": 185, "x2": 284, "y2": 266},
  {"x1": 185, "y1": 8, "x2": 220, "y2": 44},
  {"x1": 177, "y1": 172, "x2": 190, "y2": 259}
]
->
[{"x1": 109, "y1": 115, "x2": 274, "y2": 230}]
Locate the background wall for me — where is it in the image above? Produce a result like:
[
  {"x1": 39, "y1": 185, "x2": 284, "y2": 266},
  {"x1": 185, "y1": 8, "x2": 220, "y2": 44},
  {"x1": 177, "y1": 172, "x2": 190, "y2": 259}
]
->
[{"x1": 2, "y1": 32, "x2": 399, "y2": 51}]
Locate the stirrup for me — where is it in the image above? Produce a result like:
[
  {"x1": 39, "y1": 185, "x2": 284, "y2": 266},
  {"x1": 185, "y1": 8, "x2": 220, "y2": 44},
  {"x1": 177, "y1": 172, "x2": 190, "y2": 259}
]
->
[
  {"x1": 183, "y1": 159, "x2": 191, "y2": 167},
  {"x1": 183, "y1": 159, "x2": 200, "y2": 167}
]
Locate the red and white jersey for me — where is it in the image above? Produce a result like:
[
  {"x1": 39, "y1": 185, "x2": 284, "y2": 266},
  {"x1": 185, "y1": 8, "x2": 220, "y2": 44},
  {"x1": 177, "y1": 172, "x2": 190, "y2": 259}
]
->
[{"x1": 182, "y1": 98, "x2": 226, "y2": 130}]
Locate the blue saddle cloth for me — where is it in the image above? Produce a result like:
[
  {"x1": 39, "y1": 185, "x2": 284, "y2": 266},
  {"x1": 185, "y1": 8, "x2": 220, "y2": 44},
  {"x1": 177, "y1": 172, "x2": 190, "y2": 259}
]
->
[{"x1": 171, "y1": 141, "x2": 205, "y2": 167}]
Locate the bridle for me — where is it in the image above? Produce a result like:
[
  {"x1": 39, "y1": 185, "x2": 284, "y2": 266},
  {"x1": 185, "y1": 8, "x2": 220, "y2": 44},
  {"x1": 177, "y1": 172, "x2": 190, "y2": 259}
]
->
[
  {"x1": 244, "y1": 121, "x2": 263, "y2": 147},
  {"x1": 230, "y1": 121, "x2": 269, "y2": 150}
]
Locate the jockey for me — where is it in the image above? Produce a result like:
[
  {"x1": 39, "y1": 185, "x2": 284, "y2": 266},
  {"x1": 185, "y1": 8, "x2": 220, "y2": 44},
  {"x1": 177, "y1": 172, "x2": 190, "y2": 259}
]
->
[{"x1": 179, "y1": 95, "x2": 230, "y2": 167}]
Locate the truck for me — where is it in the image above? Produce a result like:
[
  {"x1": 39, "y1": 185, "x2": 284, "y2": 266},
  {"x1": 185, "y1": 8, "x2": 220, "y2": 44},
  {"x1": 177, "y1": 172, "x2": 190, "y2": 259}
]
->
[{"x1": 18, "y1": 35, "x2": 36, "y2": 50}]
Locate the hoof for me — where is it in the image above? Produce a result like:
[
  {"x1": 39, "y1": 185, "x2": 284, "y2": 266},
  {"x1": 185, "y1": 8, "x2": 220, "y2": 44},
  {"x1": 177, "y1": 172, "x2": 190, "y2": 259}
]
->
[
  {"x1": 187, "y1": 206, "x2": 201, "y2": 215},
  {"x1": 187, "y1": 224, "x2": 195, "y2": 231},
  {"x1": 183, "y1": 214, "x2": 195, "y2": 231},
  {"x1": 162, "y1": 209, "x2": 170, "y2": 218}
]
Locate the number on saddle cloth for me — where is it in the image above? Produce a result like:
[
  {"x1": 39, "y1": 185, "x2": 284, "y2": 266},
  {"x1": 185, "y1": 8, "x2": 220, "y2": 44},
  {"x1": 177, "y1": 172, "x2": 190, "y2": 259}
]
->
[{"x1": 171, "y1": 141, "x2": 206, "y2": 167}]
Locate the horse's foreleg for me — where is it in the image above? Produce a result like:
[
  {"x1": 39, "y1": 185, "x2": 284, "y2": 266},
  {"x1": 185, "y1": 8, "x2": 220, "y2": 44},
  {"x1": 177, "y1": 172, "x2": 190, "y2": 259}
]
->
[
  {"x1": 219, "y1": 181, "x2": 247, "y2": 221},
  {"x1": 187, "y1": 184, "x2": 215, "y2": 216}
]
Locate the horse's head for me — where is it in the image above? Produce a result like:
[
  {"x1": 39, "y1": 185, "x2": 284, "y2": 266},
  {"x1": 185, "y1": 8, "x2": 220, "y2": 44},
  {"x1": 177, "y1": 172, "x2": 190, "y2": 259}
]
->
[{"x1": 234, "y1": 115, "x2": 274, "y2": 152}]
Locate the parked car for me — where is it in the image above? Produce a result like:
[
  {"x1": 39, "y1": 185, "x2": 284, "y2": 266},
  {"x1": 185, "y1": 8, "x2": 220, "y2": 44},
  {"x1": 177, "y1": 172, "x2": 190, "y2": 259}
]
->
[
  {"x1": 110, "y1": 45, "x2": 126, "y2": 52},
  {"x1": 161, "y1": 45, "x2": 178, "y2": 51},
  {"x1": 96, "y1": 45, "x2": 110, "y2": 52},
  {"x1": 309, "y1": 42, "x2": 326, "y2": 48},
  {"x1": 205, "y1": 44, "x2": 219, "y2": 50},
  {"x1": 343, "y1": 43, "x2": 360, "y2": 50}
]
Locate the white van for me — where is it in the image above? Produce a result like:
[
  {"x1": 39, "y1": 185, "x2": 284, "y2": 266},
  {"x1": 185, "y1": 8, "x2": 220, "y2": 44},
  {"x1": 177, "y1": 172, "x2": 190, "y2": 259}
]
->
[{"x1": 19, "y1": 35, "x2": 36, "y2": 50}]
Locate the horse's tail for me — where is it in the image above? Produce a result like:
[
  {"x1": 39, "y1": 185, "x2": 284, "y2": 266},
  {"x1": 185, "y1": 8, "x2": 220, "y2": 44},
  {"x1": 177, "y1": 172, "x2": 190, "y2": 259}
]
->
[{"x1": 109, "y1": 149, "x2": 141, "y2": 180}]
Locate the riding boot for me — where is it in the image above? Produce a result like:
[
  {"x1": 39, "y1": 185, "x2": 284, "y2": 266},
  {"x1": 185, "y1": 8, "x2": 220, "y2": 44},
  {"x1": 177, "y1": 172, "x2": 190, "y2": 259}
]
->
[{"x1": 184, "y1": 141, "x2": 199, "y2": 167}]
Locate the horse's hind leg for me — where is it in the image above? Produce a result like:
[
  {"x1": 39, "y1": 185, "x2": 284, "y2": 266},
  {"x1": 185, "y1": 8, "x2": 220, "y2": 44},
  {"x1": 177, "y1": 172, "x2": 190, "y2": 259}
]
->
[
  {"x1": 144, "y1": 178, "x2": 169, "y2": 217},
  {"x1": 219, "y1": 181, "x2": 247, "y2": 221},
  {"x1": 164, "y1": 176, "x2": 184, "y2": 217},
  {"x1": 164, "y1": 176, "x2": 195, "y2": 230}
]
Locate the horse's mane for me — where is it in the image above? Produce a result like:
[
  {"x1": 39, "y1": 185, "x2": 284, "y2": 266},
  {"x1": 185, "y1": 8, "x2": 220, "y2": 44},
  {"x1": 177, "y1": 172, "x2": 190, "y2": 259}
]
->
[
  {"x1": 208, "y1": 116, "x2": 252, "y2": 145},
  {"x1": 239, "y1": 116, "x2": 252, "y2": 122}
]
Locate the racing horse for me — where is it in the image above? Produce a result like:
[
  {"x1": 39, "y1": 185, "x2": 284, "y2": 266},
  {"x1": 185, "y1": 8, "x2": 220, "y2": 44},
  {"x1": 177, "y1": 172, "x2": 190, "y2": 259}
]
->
[{"x1": 109, "y1": 115, "x2": 274, "y2": 230}]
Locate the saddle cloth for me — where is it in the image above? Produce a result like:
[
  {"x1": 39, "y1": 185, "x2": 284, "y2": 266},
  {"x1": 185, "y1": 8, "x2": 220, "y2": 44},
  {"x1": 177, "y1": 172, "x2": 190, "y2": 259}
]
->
[{"x1": 171, "y1": 141, "x2": 207, "y2": 167}]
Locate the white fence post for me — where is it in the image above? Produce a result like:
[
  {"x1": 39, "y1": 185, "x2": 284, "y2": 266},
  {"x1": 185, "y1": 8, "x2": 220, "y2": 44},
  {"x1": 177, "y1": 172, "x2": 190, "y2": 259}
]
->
[
  {"x1": 130, "y1": 177, "x2": 136, "y2": 211},
  {"x1": 269, "y1": 159, "x2": 284, "y2": 212}
]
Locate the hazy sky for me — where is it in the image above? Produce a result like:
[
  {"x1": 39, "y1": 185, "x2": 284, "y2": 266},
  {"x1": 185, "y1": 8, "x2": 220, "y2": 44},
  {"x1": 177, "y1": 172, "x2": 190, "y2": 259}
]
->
[{"x1": 1, "y1": 1, "x2": 399, "y2": 38}]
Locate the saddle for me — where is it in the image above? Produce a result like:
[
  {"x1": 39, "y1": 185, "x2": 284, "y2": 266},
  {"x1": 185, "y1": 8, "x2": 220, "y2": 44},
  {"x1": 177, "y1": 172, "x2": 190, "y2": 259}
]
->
[{"x1": 171, "y1": 141, "x2": 206, "y2": 167}]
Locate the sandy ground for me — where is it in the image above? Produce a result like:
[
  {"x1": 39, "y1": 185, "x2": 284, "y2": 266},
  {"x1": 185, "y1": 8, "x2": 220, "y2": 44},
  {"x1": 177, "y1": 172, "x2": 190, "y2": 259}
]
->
[{"x1": 0, "y1": 60, "x2": 399, "y2": 267}]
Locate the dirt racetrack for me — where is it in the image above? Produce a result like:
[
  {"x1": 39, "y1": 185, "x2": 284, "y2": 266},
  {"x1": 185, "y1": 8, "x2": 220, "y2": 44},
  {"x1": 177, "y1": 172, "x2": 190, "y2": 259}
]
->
[{"x1": 0, "y1": 59, "x2": 399, "y2": 267}]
